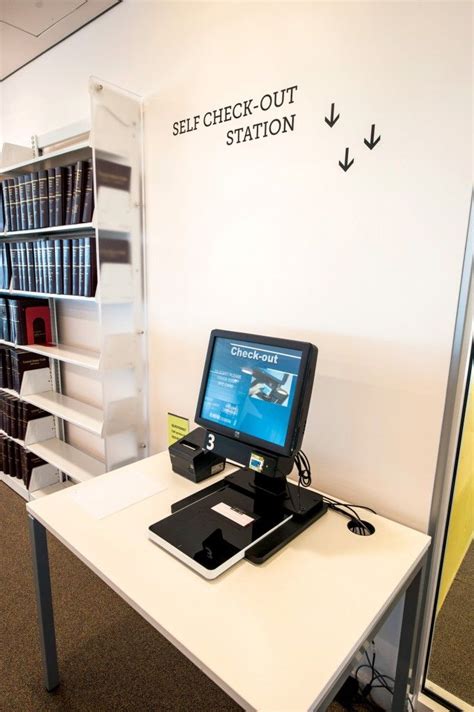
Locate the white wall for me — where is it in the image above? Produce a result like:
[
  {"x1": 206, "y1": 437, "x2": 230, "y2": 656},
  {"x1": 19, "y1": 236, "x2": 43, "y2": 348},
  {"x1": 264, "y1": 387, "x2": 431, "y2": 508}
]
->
[{"x1": 1, "y1": 0, "x2": 471, "y2": 530}]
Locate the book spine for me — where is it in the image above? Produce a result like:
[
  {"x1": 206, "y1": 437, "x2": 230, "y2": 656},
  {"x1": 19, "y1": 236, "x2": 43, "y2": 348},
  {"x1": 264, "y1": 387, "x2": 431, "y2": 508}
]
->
[
  {"x1": 19, "y1": 243, "x2": 27, "y2": 291},
  {"x1": 41, "y1": 239, "x2": 48, "y2": 293},
  {"x1": 54, "y1": 167, "x2": 65, "y2": 227},
  {"x1": 18, "y1": 176, "x2": 28, "y2": 230},
  {"x1": 46, "y1": 240, "x2": 55, "y2": 293},
  {"x1": 25, "y1": 173, "x2": 34, "y2": 230},
  {"x1": 47, "y1": 169, "x2": 56, "y2": 227},
  {"x1": 85, "y1": 237, "x2": 97, "y2": 297},
  {"x1": 31, "y1": 172, "x2": 40, "y2": 229},
  {"x1": 71, "y1": 161, "x2": 84, "y2": 224},
  {"x1": 38, "y1": 170, "x2": 48, "y2": 228},
  {"x1": 54, "y1": 240, "x2": 63, "y2": 294},
  {"x1": 6, "y1": 180, "x2": 15, "y2": 232},
  {"x1": 0, "y1": 243, "x2": 4, "y2": 291},
  {"x1": 65, "y1": 165, "x2": 74, "y2": 225},
  {"x1": 7, "y1": 300, "x2": 17, "y2": 344},
  {"x1": 78, "y1": 237, "x2": 85, "y2": 296},
  {"x1": 10, "y1": 243, "x2": 19, "y2": 290},
  {"x1": 81, "y1": 159, "x2": 94, "y2": 223},
  {"x1": 0, "y1": 181, "x2": 8, "y2": 232},
  {"x1": 14, "y1": 178, "x2": 22, "y2": 231},
  {"x1": 5, "y1": 348, "x2": 12, "y2": 389},
  {"x1": 33, "y1": 243, "x2": 40, "y2": 292},
  {"x1": 26, "y1": 242, "x2": 35, "y2": 292},
  {"x1": 72, "y1": 239, "x2": 80, "y2": 295},
  {"x1": 63, "y1": 239, "x2": 71, "y2": 294}
]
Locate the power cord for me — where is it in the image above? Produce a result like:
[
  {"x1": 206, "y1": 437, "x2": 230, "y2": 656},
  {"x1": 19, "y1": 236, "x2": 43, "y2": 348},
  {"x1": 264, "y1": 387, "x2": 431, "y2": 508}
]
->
[{"x1": 355, "y1": 646, "x2": 414, "y2": 712}]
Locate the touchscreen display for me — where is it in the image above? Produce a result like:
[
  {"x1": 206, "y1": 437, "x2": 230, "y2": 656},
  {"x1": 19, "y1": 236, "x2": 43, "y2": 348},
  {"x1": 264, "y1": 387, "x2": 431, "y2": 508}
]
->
[{"x1": 200, "y1": 337, "x2": 303, "y2": 447}]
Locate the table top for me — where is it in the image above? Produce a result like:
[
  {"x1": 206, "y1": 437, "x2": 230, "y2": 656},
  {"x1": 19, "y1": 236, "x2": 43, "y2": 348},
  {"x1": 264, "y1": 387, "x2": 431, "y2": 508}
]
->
[{"x1": 27, "y1": 452, "x2": 430, "y2": 712}]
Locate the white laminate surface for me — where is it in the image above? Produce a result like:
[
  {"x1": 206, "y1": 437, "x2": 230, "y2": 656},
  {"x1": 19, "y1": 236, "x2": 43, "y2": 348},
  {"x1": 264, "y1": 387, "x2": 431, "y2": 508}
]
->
[{"x1": 27, "y1": 452, "x2": 430, "y2": 712}]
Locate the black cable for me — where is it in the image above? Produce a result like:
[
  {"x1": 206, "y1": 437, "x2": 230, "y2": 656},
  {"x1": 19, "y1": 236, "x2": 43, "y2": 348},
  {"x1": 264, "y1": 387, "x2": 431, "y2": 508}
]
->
[{"x1": 356, "y1": 648, "x2": 414, "y2": 712}]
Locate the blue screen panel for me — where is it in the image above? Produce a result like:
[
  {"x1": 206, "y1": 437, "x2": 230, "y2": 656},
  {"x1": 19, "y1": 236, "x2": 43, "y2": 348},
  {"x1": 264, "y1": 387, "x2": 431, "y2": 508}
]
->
[{"x1": 200, "y1": 337, "x2": 303, "y2": 447}]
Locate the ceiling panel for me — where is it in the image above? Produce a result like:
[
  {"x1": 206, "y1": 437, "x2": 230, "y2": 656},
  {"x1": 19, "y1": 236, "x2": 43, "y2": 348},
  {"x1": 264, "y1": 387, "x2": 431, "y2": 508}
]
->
[{"x1": 0, "y1": 0, "x2": 122, "y2": 81}]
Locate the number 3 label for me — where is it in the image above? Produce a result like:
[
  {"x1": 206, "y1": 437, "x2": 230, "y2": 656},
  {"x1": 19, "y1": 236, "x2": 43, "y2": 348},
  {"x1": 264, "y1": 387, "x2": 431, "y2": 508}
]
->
[{"x1": 207, "y1": 433, "x2": 215, "y2": 450}]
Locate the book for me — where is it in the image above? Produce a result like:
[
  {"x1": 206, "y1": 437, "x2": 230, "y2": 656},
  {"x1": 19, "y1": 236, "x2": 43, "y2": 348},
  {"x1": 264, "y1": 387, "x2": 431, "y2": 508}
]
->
[
  {"x1": 10, "y1": 243, "x2": 20, "y2": 290},
  {"x1": 71, "y1": 160, "x2": 86, "y2": 224},
  {"x1": 83, "y1": 237, "x2": 97, "y2": 297},
  {"x1": 25, "y1": 173, "x2": 34, "y2": 230},
  {"x1": 81, "y1": 159, "x2": 94, "y2": 222},
  {"x1": 0, "y1": 301, "x2": 9, "y2": 343},
  {"x1": 10, "y1": 349, "x2": 49, "y2": 394},
  {"x1": 46, "y1": 239, "x2": 55, "y2": 293},
  {"x1": 21, "y1": 450, "x2": 48, "y2": 489},
  {"x1": 7, "y1": 179, "x2": 17, "y2": 232},
  {"x1": 54, "y1": 240, "x2": 63, "y2": 294},
  {"x1": 33, "y1": 242, "x2": 40, "y2": 292},
  {"x1": 0, "y1": 183, "x2": 5, "y2": 232},
  {"x1": 54, "y1": 167, "x2": 66, "y2": 226},
  {"x1": 72, "y1": 238, "x2": 80, "y2": 295},
  {"x1": 31, "y1": 172, "x2": 40, "y2": 229},
  {"x1": 65, "y1": 164, "x2": 74, "y2": 225},
  {"x1": 63, "y1": 239, "x2": 71, "y2": 294},
  {"x1": 38, "y1": 170, "x2": 48, "y2": 228},
  {"x1": 47, "y1": 169, "x2": 56, "y2": 227},
  {"x1": 78, "y1": 237, "x2": 85, "y2": 295},
  {"x1": 23, "y1": 304, "x2": 51, "y2": 345},
  {"x1": 1, "y1": 181, "x2": 10, "y2": 232},
  {"x1": 26, "y1": 242, "x2": 35, "y2": 292},
  {"x1": 40, "y1": 239, "x2": 47, "y2": 292},
  {"x1": 20, "y1": 402, "x2": 48, "y2": 440},
  {"x1": 18, "y1": 242, "x2": 27, "y2": 291},
  {"x1": 18, "y1": 175, "x2": 28, "y2": 230},
  {"x1": 13, "y1": 177, "x2": 22, "y2": 231}
]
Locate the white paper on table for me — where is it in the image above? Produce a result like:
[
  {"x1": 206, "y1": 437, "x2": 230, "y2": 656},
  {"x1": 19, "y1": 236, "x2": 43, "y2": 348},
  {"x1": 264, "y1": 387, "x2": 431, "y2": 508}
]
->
[{"x1": 67, "y1": 470, "x2": 166, "y2": 519}]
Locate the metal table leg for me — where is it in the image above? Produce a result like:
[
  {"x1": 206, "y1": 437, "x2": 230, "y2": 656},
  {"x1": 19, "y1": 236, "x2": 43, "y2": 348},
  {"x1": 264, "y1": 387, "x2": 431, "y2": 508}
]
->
[
  {"x1": 392, "y1": 566, "x2": 423, "y2": 710},
  {"x1": 29, "y1": 515, "x2": 60, "y2": 691}
]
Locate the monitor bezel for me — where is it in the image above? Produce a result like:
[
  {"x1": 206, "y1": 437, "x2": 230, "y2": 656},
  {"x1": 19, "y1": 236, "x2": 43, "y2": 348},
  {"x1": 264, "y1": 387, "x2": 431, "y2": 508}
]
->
[{"x1": 195, "y1": 329, "x2": 315, "y2": 457}]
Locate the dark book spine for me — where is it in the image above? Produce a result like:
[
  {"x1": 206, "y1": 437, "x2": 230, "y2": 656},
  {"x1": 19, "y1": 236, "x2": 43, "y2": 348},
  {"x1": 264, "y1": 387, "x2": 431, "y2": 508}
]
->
[
  {"x1": 25, "y1": 173, "x2": 34, "y2": 230},
  {"x1": 10, "y1": 243, "x2": 19, "y2": 290},
  {"x1": 78, "y1": 237, "x2": 85, "y2": 296},
  {"x1": 71, "y1": 161, "x2": 84, "y2": 224},
  {"x1": 33, "y1": 243, "x2": 40, "y2": 292},
  {"x1": 0, "y1": 182, "x2": 7, "y2": 232},
  {"x1": 47, "y1": 169, "x2": 56, "y2": 227},
  {"x1": 46, "y1": 240, "x2": 55, "y2": 293},
  {"x1": 14, "y1": 442, "x2": 22, "y2": 479},
  {"x1": 14, "y1": 178, "x2": 22, "y2": 231},
  {"x1": 18, "y1": 176, "x2": 28, "y2": 230},
  {"x1": 54, "y1": 240, "x2": 63, "y2": 294},
  {"x1": 31, "y1": 172, "x2": 40, "y2": 229},
  {"x1": 2, "y1": 181, "x2": 11, "y2": 232},
  {"x1": 5, "y1": 348, "x2": 12, "y2": 388},
  {"x1": 65, "y1": 165, "x2": 74, "y2": 225},
  {"x1": 0, "y1": 244, "x2": 4, "y2": 291},
  {"x1": 19, "y1": 243, "x2": 27, "y2": 291},
  {"x1": 6, "y1": 180, "x2": 16, "y2": 232},
  {"x1": 38, "y1": 170, "x2": 48, "y2": 228},
  {"x1": 40, "y1": 240, "x2": 47, "y2": 293},
  {"x1": 10, "y1": 397, "x2": 18, "y2": 439},
  {"x1": 26, "y1": 242, "x2": 35, "y2": 292},
  {"x1": 0, "y1": 347, "x2": 6, "y2": 387},
  {"x1": 81, "y1": 160, "x2": 94, "y2": 223},
  {"x1": 84, "y1": 237, "x2": 97, "y2": 297},
  {"x1": 54, "y1": 167, "x2": 65, "y2": 227},
  {"x1": 7, "y1": 300, "x2": 18, "y2": 344},
  {"x1": 63, "y1": 239, "x2": 71, "y2": 294},
  {"x1": 71, "y1": 239, "x2": 80, "y2": 295}
]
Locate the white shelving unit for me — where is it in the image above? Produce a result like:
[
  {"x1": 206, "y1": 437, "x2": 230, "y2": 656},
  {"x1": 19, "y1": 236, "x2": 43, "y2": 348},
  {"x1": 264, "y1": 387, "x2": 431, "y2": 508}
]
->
[{"x1": 0, "y1": 77, "x2": 148, "y2": 500}]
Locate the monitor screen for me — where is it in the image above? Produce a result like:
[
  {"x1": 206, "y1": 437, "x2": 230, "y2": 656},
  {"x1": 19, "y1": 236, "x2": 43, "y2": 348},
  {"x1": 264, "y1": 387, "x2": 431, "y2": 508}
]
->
[{"x1": 198, "y1": 335, "x2": 304, "y2": 449}]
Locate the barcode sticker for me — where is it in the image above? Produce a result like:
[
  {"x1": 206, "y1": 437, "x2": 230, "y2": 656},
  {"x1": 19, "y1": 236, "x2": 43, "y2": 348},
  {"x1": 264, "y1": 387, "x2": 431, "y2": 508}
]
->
[{"x1": 212, "y1": 502, "x2": 255, "y2": 526}]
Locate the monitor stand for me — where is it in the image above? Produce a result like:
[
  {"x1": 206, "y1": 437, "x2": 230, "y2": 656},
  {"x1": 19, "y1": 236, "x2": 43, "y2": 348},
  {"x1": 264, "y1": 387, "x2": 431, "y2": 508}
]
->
[{"x1": 171, "y1": 468, "x2": 328, "y2": 565}]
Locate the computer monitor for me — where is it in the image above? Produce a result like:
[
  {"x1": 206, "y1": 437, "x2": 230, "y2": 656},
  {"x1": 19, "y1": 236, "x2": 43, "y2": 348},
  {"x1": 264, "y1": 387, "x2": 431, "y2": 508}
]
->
[{"x1": 195, "y1": 330, "x2": 318, "y2": 460}]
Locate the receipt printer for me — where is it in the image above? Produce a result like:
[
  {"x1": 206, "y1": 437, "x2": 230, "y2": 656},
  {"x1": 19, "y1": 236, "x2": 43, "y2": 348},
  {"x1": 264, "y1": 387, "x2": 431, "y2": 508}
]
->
[{"x1": 169, "y1": 427, "x2": 225, "y2": 483}]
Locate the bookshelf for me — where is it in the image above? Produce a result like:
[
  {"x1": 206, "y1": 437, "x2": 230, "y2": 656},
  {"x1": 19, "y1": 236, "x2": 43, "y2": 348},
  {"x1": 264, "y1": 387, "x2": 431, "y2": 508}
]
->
[{"x1": 0, "y1": 77, "x2": 148, "y2": 500}]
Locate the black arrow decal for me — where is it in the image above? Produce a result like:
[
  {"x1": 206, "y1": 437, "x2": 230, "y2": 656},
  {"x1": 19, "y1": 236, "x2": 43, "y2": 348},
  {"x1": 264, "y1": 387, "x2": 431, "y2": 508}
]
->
[
  {"x1": 364, "y1": 124, "x2": 381, "y2": 150},
  {"x1": 339, "y1": 147, "x2": 354, "y2": 172},
  {"x1": 324, "y1": 102, "x2": 340, "y2": 128}
]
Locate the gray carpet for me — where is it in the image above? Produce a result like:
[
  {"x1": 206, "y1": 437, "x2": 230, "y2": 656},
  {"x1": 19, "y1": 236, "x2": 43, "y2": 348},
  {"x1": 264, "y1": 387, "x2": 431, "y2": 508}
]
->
[
  {"x1": 428, "y1": 543, "x2": 474, "y2": 706},
  {"x1": 0, "y1": 481, "x2": 351, "y2": 712}
]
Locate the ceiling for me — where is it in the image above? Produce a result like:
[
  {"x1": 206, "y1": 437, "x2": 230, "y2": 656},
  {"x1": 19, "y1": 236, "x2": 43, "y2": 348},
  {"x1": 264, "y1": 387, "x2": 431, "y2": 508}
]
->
[{"x1": 0, "y1": 0, "x2": 121, "y2": 81}]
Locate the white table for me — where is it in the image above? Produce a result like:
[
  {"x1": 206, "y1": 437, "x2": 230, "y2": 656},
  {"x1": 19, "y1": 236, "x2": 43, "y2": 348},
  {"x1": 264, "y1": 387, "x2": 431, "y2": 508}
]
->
[{"x1": 27, "y1": 452, "x2": 430, "y2": 711}]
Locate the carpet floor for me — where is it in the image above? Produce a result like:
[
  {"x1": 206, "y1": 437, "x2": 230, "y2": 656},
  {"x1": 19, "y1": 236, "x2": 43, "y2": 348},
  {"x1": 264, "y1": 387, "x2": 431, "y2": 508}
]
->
[
  {"x1": 0, "y1": 481, "x2": 355, "y2": 712},
  {"x1": 427, "y1": 543, "x2": 474, "y2": 706}
]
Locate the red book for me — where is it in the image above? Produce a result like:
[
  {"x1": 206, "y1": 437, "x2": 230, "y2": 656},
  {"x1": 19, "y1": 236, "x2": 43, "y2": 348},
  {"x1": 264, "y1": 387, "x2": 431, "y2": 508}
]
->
[{"x1": 24, "y1": 306, "x2": 52, "y2": 345}]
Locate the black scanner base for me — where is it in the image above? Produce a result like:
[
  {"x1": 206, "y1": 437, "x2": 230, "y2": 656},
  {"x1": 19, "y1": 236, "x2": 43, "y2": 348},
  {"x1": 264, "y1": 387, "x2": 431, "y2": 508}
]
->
[{"x1": 170, "y1": 470, "x2": 328, "y2": 565}]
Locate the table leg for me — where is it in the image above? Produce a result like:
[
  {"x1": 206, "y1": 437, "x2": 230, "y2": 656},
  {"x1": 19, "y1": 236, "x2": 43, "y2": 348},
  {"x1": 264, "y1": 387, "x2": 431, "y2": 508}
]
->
[
  {"x1": 29, "y1": 515, "x2": 60, "y2": 691},
  {"x1": 392, "y1": 567, "x2": 423, "y2": 711}
]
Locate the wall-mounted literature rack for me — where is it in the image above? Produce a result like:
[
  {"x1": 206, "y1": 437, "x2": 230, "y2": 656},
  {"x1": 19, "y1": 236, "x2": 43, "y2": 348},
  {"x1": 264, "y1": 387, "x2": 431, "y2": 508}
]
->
[{"x1": 0, "y1": 77, "x2": 148, "y2": 500}]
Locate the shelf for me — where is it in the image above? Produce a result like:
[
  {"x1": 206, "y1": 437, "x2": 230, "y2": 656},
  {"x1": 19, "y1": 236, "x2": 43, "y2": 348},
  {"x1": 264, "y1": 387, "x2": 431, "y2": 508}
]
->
[
  {"x1": 29, "y1": 479, "x2": 74, "y2": 499},
  {"x1": 22, "y1": 391, "x2": 104, "y2": 436},
  {"x1": 0, "y1": 428, "x2": 25, "y2": 447},
  {"x1": 0, "y1": 339, "x2": 100, "y2": 370},
  {"x1": 0, "y1": 289, "x2": 96, "y2": 302},
  {"x1": 0, "y1": 222, "x2": 95, "y2": 239},
  {"x1": 0, "y1": 386, "x2": 19, "y2": 397},
  {"x1": 27, "y1": 438, "x2": 105, "y2": 483},
  {"x1": 0, "y1": 472, "x2": 29, "y2": 500},
  {"x1": 0, "y1": 140, "x2": 91, "y2": 174}
]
